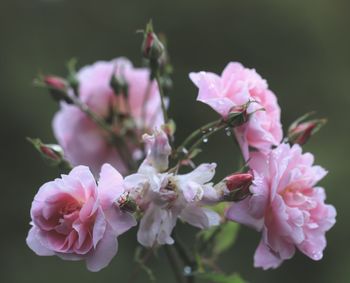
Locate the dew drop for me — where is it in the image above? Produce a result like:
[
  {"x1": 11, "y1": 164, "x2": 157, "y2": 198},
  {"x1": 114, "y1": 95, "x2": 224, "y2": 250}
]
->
[
  {"x1": 311, "y1": 251, "x2": 323, "y2": 260},
  {"x1": 208, "y1": 127, "x2": 213, "y2": 132},
  {"x1": 225, "y1": 127, "x2": 232, "y2": 136},
  {"x1": 183, "y1": 266, "x2": 192, "y2": 276},
  {"x1": 203, "y1": 137, "x2": 208, "y2": 143}
]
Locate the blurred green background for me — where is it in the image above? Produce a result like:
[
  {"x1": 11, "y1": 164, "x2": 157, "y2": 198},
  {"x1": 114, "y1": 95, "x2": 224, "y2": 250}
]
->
[{"x1": 1, "y1": 0, "x2": 349, "y2": 282}]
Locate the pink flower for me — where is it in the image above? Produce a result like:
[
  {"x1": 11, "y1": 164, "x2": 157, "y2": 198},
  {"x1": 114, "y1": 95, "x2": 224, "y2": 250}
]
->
[
  {"x1": 226, "y1": 143, "x2": 336, "y2": 269},
  {"x1": 189, "y1": 62, "x2": 282, "y2": 158},
  {"x1": 26, "y1": 164, "x2": 136, "y2": 271},
  {"x1": 53, "y1": 58, "x2": 164, "y2": 175}
]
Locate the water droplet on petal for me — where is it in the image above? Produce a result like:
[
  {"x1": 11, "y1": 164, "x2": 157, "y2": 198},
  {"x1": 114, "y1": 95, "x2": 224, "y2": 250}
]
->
[{"x1": 311, "y1": 251, "x2": 323, "y2": 260}]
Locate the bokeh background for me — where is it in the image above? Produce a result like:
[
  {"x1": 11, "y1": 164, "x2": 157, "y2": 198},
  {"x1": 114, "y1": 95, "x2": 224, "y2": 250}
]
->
[{"x1": 1, "y1": 0, "x2": 349, "y2": 282}]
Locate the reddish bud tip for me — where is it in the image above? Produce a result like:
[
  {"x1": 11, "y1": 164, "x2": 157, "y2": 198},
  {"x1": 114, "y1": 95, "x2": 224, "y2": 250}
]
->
[
  {"x1": 44, "y1": 76, "x2": 67, "y2": 91},
  {"x1": 225, "y1": 173, "x2": 253, "y2": 192},
  {"x1": 39, "y1": 145, "x2": 61, "y2": 161},
  {"x1": 141, "y1": 27, "x2": 164, "y2": 61},
  {"x1": 288, "y1": 118, "x2": 326, "y2": 146}
]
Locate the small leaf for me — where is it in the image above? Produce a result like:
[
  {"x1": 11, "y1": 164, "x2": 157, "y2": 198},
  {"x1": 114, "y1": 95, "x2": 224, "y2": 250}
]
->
[
  {"x1": 197, "y1": 272, "x2": 246, "y2": 283},
  {"x1": 210, "y1": 202, "x2": 229, "y2": 215},
  {"x1": 196, "y1": 219, "x2": 240, "y2": 257},
  {"x1": 213, "y1": 222, "x2": 240, "y2": 255},
  {"x1": 188, "y1": 148, "x2": 202, "y2": 160}
]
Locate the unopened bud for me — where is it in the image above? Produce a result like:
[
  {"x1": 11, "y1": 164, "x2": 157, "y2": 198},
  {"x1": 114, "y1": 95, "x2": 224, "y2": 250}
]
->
[
  {"x1": 117, "y1": 192, "x2": 137, "y2": 213},
  {"x1": 110, "y1": 73, "x2": 128, "y2": 97},
  {"x1": 143, "y1": 129, "x2": 171, "y2": 172},
  {"x1": 141, "y1": 21, "x2": 165, "y2": 62},
  {"x1": 44, "y1": 76, "x2": 67, "y2": 90},
  {"x1": 288, "y1": 113, "x2": 326, "y2": 145},
  {"x1": 219, "y1": 172, "x2": 253, "y2": 202},
  {"x1": 27, "y1": 138, "x2": 71, "y2": 169},
  {"x1": 226, "y1": 100, "x2": 260, "y2": 127},
  {"x1": 42, "y1": 75, "x2": 72, "y2": 104},
  {"x1": 225, "y1": 173, "x2": 253, "y2": 192}
]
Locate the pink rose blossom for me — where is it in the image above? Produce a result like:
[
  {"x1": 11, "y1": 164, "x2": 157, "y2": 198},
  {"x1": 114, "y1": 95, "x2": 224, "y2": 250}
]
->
[
  {"x1": 189, "y1": 62, "x2": 282, "y2": 158},
  {"x1": 26, "y1": 164, "x2": 136, "y2": 271},
  {"x1": 53, "y1": 58, "x2": 164, "y2": 175},
  {"x1": 226, "y1": 143, "x2": 336, "y2": 269}
]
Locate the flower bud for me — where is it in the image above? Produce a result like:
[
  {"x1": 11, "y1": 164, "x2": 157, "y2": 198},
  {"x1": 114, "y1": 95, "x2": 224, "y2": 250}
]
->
[
  {"x1": 44, "y1": 76, "x2": 67, "y2": 90},
  {"x1": 217, "y1": 172, "x2": 253, "y2": 202},
  {"x1": 288, "y1": 114, "x2": 326, "y2": 145},
  {"x1": 141, "y1": 21, "x2": 165, "y2": 62},
  {"x1": 42, "y1": 75, "x2": 72, "y2": 104},
  {"x1": 225, "y1": 173, "x2": 253, "y2": 192},
  {"x1": 27, "y1": 137, "x2": 71, "y2": 169},
  {"x1": 117, "y1": 192, "x2": 137, "y2": 213},
  {"x1": 110, "y1": 73, "x2": 128, "y2": 97},
  {"x1": 226, "y1": 104, "x2": 249, "y2": 127},
  {"x1": 143, "y1": 129, "x2": 172, "y2": 172}
]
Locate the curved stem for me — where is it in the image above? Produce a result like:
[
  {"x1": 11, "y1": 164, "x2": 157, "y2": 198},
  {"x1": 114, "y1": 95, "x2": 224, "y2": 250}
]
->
[
  {"x1": 174, "y1": 122, "x2": 227, "y2": 170},
  {"x1": 155, "y1": 72, "x2": 168, "y2": 124},
  {"x1": 164, "y1": 246, "x2": 186, "y2": 283},
  {"x1": 141, "y1": 80, "x2": 153, "y2": 126},
  {"x1": 176, "y1": 118, "x2": 223, "y2": 156},
  {"x1": 173, "y1": 233, "x2": 196, "y2": 283},
  {"x1": 69, "y1": 94, "x2": 137, "y2": 171},
  {"x1": 128, "y1": 248, "x2": 155, "y2": 283}
]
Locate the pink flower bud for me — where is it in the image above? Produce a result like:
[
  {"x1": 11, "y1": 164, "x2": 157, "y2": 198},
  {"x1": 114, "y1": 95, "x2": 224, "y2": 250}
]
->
[
  {"x1": 43, "y1": 76, "x2": 67, "y2": 91},
  {"x1": 42, "y1": 75, "x2": 72, "y2": 103},
  {"x1": 225, "y1": 172, "x2": 253, "y2": 192},
  {"x1": 39, "y1": 144, "x2": 61, "y2": 161},
  {"x1": 141, "y1": 22, "x2": 164, "y2": 61},
  {"x1": 226, "y1": 104, "x2": 249, "y2": 127},
  {"x1": 288, "y1": 116, "x2": 326, "y2": 145},
  {"x1": 27, "y1": 138, "x2": 71, "y2": 169}
]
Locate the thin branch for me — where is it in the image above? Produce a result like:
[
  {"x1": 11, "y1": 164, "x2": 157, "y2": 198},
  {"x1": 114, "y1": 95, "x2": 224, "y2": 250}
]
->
[{"x1": 164, "y1": 245, "x2": 186, "y2": 283}]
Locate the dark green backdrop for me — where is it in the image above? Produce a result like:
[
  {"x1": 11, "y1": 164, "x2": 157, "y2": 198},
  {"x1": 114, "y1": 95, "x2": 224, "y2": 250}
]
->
[{"x1": 1, "y1": 0, "x2": 349, "y2": 282}]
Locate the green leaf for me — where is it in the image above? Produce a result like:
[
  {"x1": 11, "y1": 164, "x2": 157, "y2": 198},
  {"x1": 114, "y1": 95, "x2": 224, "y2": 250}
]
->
[
  {"x1": 210, "y1": 202, "x2": 228, "y2": 215},
  {"x1": 213, "y1": 222, "x2": 240, "y2": 255},
  {"x1": 197, "y1": 220, "x2": 240, "y2": 257},
  {"x1": 197, "y1": 272, "x2": 246, "y2": 283}
]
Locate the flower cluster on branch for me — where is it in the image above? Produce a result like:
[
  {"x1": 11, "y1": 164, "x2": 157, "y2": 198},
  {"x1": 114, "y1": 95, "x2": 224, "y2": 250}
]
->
[{"x1": 26, "y1": 21, "x2": 336, "y2": 282}]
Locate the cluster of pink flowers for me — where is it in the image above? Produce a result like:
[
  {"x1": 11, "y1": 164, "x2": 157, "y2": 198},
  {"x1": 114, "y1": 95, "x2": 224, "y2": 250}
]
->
[
  {"x1": 53, "y1": 58, "x2": 163, "y2": 175},
  {"x1": 27, "y1": 28, "x2": 336, "y2": 275},
  {"x1": 191, "y1": 63, "x2": 336, "y2": 269}
]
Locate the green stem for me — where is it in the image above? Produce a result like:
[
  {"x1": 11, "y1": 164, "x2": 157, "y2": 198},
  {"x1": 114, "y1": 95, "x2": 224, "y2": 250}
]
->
[
  {"x1": 128, "y1": 248, "x2": 155, "y2": 283},
  {"x1": 175, "y1": 122, "x2": 227, "y2": 169},
  {"x1": 69, "y1": 94, "x2": 137, "y2": 171},
  {"x1": 173, "y1": 233, "x2": 196, "y2": 283},
  {"x1": 176, "y1": 118, "x2": 223, "y2": 156},
  {"x1": 155, "y1": 72, "x2": 168, "y2": 124},
  {"x1": 141, "y1": 80, "x2": 153, "y2": 126},
  {"x1": 164, "y1": 246, "x2": 186, "y2": 283}
]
